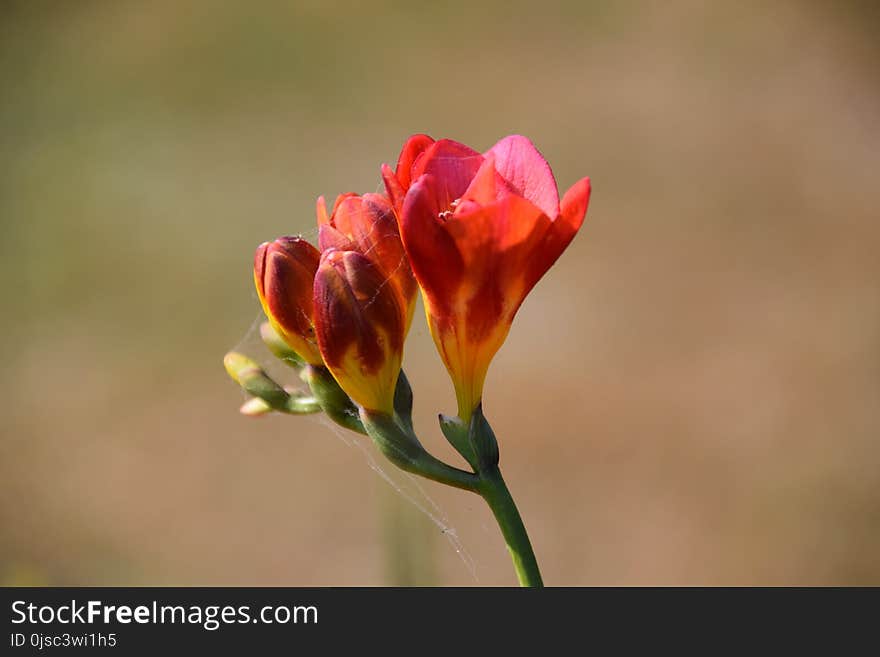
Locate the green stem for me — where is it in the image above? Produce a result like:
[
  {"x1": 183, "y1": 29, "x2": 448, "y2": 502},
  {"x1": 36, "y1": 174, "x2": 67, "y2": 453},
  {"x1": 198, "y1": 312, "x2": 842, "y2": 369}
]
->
[
  {"x1": 407, "y1": 452, "x2": 479, "y2": 493},
  {"x1": 479, "y1": 467, "x2": 543, "y2": 587},
  {"x1": 359, "y1": 407, "x2": 542, "y2": 586}
]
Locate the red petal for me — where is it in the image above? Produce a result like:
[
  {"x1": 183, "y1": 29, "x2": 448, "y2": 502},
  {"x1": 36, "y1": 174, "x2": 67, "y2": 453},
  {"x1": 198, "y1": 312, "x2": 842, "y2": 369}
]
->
[
  {"x1": 450, "y1": 186, "x2": 548, "y2": 260},
  {"x1": 259, "y1": 237, "x2": 322, "y2": 360},
  {"x1": 331, "y1": 192, "x2": 359, "y2": 216},
  {"x1": 313, "y1": 250, "x2": 402, "y2": 373},
  {"x1": 317, "y1": 224, "x2": 355, "y2": 253},
  {"x1": 486, "y1": 135, "x2": 559, "y2": 218},
  {"x1": 253, "y1": 242, "x2": 270, "y2": 299},
  {"x1": 521, "y1": 177, "x2": 591, "y2": 297},
  {"x1": 395, "y1": 133, "x2": 434, "y2": 189},
  {"x1": 381, "y1": 163, "x2": 406, "y2": 214},
  {"x1": 459, "y1": 154, "x2": 517, "y2": 208},
  {"x1": 412, "y1": 139, "x2": 484, "y2": 210},
  {"x1": 399, "y1": 174, "x2": 465, "y2": 316},
  {"x1": 313, "y1": 252, "x2": 363, "y2": 369}
]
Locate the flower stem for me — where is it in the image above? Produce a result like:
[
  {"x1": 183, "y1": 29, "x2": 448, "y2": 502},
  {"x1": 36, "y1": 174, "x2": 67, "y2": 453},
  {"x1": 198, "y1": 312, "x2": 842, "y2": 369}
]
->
[
  {"x1": 360, "y1": 406, "x2": 542, "y2": 585},
  {"x1": 478, "y1": 466, "x2": 543, "y2": 587}
]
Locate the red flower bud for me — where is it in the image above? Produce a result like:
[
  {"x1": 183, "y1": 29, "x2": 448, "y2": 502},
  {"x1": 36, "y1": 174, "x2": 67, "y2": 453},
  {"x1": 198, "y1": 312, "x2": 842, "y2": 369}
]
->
[
  {"x1": 313, "y1": 249, "x2": 406, "y2": 413},
  {"x1": 388, "y1": 134, "x2": 591, "y2": 420},
  {"x1": 316, "y1": 193, "x2": 418, "y2": 331},
  {"x1": 253, "y1": 237, "x2": 323, "y2": 365}
]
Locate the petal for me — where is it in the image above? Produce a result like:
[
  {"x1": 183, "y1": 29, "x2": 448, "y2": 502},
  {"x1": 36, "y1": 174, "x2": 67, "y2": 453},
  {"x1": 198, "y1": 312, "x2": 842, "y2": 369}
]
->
[
  {"x1": 381, "y1": 163, "x2": 406, "y2": 214},
  {"x1": 262, "y1": 238, "x2": 321, "y2": 336},
  {"x1": 332, "y1": 194, "x2": 401, "y2": 273},
  {"x1": 360, "y1": 194, "x2": 413, "y2": 283},
  {"x1": 522, "y1": 177, "x2": 591, "y2": 298},
  {"x1": 255, "y1": 237, "x2": 323, "y2": 364},
  {"x1": 412, "y1": 139, "x2": 484, "y2": 210},
  {"x1": 253, "y1": 242, "x2": 270, "y2": 301},
  {"x1": 313, "y1": 249, "x2": 404, "y2": 412},
  {"x1": 486, "y1": 135, "x2": 559, "y2": 218},
  {"x1": 558, "y1": 176, "x2": 591, "y2": 237},
  {"x1": 448, "y1": 189, "x2": 548, "y2": 262},
  {"x1": 317, "y1": 224, "x2": 355, "y2": 253},
  {"x1": 316, "y1": 196, "x2": 330, "y2": 226},
  {"x1": 459, "y1": 154, "x2": 511, "y2": 207},
  {"x1": 331, "y1": 192, "x2": 359, "y2": 216},
  {"x1": 399, "y1": 174, "x2": 465, "y2": 316},
  {"x1": 314, "y1": 251, "x2": 382, "y2": 370},
  {"x1": 395, "y1": 133, "x2": 435, "y2": 189}
]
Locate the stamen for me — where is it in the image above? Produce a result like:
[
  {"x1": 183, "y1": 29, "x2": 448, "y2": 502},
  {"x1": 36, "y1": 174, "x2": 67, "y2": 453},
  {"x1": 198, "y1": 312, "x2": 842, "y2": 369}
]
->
[{"x1": 438, "y1": 198, "x2": 461, "y2": 222}]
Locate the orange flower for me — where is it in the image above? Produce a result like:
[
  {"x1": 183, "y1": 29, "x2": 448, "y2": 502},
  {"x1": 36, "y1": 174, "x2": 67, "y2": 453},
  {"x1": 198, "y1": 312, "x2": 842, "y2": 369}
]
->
[
  {"x1": 316, "y1": 193, "x2": 418, "y2": 331},
  {"x1": 253, "y1": 237, "x2": 323, "y2": 365},
  {"x1": 313, "y1": 249, "x2": 406, "y2": 413},
  {"x1": 383, "y1": 135, "x2": 591, "y2": 420}
]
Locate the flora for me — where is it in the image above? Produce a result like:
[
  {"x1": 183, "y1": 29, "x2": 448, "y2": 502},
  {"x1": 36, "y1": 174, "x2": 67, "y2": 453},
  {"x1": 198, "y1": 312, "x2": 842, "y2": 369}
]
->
[{"x1": 225, "y1": 134, "x2": 591, "y2": 586}]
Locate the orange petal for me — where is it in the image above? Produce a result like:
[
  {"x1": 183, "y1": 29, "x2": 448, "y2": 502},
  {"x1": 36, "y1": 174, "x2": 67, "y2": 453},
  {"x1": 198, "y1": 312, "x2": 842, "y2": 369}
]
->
[
  {"x1": 559, "y1": 176, "x2": 591, "y2": 236},
  {"x1": 316, "y1": 196, "x2": 330, "y2": 226}
]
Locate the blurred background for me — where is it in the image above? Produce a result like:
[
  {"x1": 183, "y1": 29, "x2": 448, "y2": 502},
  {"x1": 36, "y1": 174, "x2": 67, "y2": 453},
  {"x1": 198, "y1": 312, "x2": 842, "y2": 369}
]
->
[{"x1": 2, "y1": 0, "x2": 879, "y2": 586}]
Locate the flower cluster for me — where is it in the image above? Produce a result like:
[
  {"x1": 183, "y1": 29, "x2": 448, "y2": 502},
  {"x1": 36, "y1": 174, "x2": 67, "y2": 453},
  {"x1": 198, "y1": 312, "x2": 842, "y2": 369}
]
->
[
  {"x1": 248, "y1": 134, "x2": 589, "y2": 421},
  {"x1": 225, "y1": 134, "x2": 591, "y2": 586}
]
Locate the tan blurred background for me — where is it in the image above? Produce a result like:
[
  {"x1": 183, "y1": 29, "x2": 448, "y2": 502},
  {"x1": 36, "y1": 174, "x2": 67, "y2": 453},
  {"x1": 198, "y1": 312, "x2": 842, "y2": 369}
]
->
[{"x1": 2, "y1": 0, "x2": 879, "y2": 586}]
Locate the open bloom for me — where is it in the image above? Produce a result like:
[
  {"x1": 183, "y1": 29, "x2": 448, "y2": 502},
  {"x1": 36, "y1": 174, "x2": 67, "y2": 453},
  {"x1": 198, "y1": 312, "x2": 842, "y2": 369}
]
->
[
  {"x1": 313, "y1": 249, "x2": 406, "y2": 413},
  {"x1": 383, "y1": 134, "x2": 591, "y2": 420},
  {"x1": 254, "y1": 236, "x2": 323, "y2": 365},
  {"x1": 316, "y1": 192, "x2": 417, "y2": 330}
]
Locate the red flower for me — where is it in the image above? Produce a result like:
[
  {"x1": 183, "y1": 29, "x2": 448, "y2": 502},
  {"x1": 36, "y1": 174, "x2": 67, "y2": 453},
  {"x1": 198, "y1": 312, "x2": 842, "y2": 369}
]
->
[
  {"x1": 254, "y1": 237, "x2": 323, "y2": 365},
  {"x1": 313, "y1": 249, "x2": 406, "y2": 413},
  {"x1": 316, "y1": 192, "x2": 417, "y2": 330},
  {"x1": 383, "y1": 134, "x2": 591, "y2": 420}
]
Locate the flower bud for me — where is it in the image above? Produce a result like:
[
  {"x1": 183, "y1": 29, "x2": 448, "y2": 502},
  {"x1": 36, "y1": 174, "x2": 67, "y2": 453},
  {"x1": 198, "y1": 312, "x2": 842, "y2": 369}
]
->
[
  {"x1": 313, "y1": 249, "x2": 405, "y2": 413},
  {"x1": 223, "y1": 351, "x2": 290, "y2": 410},
  {"x1": 316, "y1": 193, "x2": 417, "y2": 331},
  {"x1": 253, "y1": 237, "x2": 323, "y2": 365}
]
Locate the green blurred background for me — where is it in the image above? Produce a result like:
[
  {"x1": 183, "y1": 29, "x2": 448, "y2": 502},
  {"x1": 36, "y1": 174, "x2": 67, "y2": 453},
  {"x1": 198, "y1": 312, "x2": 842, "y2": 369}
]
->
[{"x1": 2, "y1": 0, "x2": 879, "y2": 585}]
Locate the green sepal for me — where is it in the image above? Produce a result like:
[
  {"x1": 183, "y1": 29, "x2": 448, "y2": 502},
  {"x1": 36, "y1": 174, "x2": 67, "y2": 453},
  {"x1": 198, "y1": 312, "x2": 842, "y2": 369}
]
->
[
  {"x1": 360, "y1": 409, "x2": 424, "y2": 467},
  {"x1": 303, "y1": 365, "x2": 365, "y2": 434},
  {"x1": 260, "y1": 321, "x2": 305, "y2": 369},
  {"x1": 468, "y1": 404, "x2": 499, "y2": 471},
  {"x1": 393, "y1": 370, "x2": 414, "y2": 433},
  {"x1": 439, "y1": 414, "x2": 480, "y2": 470}
]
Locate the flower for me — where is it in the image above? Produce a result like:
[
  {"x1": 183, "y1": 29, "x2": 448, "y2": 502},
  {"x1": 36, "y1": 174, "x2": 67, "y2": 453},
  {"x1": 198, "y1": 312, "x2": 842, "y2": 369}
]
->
[
  {"x1": 316, "y1": 192, "x2": 417, "y2": 330},
  {"x1": 383, "y1": 134, "x2": 591, "y2": 420},
  {"x1": 253, "y1": 236, "x2": 324, "y2": 365},
  {"x1": 313, "y1": 248, "x2": 406, "y2": 413}
]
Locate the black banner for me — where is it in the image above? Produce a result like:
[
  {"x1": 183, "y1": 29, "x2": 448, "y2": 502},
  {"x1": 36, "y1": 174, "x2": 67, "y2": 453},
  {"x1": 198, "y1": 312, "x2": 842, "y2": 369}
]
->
[{"x1": 1, "y1": 587, "x2": 874, "y2": 653}]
